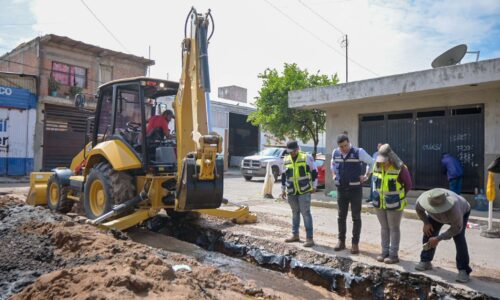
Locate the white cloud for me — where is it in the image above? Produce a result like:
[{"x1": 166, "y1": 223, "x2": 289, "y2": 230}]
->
[{"x1": 24, "y1": 0, "x2": 500, "y2": 99}]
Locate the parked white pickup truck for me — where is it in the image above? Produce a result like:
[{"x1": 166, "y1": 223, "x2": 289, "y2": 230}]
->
[{"x1": 240, "y1": 147, "x2": 286, "y2": 181}]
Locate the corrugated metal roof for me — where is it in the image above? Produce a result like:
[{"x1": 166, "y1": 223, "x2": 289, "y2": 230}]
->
[
  {"x1": 0, "y1": 72, "x2": 37, "y2": 94},
  {"x1": 41, "y1": 34, "x2": 154, "y2": 66},
  {"x1": 1, "y1": 34, "x2": 154, "y2": 66}
]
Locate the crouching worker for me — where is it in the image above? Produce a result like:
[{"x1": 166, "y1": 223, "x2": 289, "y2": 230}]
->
[
  {"x1": 280, "y1": 141, "x2": 318, "y2": 247},
  {"x1": 415, "y1": 188, "x2": 472, "y2": 283},
  {"x1": 372, "y1": 144, "x2": 412, "y2": 264}
]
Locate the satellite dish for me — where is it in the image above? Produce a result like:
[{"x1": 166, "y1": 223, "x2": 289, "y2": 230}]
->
[{"x1": 431, "y1": 44, "x2": 467, "y2": 68}]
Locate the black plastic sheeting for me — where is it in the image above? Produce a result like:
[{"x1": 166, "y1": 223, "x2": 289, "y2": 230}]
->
[
  {"x1": 162, "y1": 222, "x2": 494, "y2": 300},
  {"x1": 212, "y1": 239, "x2": 370, "y2": 294}
]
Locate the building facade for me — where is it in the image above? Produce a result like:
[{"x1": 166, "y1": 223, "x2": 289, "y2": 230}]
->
[
  {"x1": 289, "y1": 58, "x2": 500, "y2": 206},
  {"x1": 0, "y1": 34, "x2": 154, "y2": 171},
  {"x1": 0, "y1": 72, "x2": 37, "y2": 176}
]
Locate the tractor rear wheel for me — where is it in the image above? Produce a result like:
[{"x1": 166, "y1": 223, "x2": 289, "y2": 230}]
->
[
  {"x1": 83, "y1": 162, "x2": 135, "y2": 220},
  {"x1": 46, "y1": 175, "x2": 73, "y2": 213}
]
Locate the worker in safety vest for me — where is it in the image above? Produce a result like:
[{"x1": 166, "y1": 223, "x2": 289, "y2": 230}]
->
[
  {"x1": 372, "y1": 144, "x2": 412, "y2": 264},
  {"x1": 280, "y1": 141, "x2": 318, "y2": 247},
  {"x1": 331, "y1": 134, "x2": 374, "y2": 254}
]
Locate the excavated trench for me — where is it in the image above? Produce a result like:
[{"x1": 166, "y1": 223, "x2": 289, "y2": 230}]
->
[
  {"x1": 1, "y1": 197, "x2": 497, "y2": 300},
  {"x1": 152, "y1": 216, "x2": 497, "y2": 300}
]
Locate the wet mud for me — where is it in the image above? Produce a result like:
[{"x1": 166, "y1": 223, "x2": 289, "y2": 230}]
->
[{"x1": 0, "y1": 199, "x2": 277, "y2": 299}]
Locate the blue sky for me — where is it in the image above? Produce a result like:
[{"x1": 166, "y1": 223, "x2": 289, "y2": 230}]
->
[
  {"x1": 0, "y1": 0, "x2": 36, "y2": 52},
  {"x1": 1, "y1": 0, "x2": 499, "y2": 99}
]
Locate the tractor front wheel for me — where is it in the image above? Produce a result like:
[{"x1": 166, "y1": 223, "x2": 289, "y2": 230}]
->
[{"x1": 46, "y1": 175, "x2": 73, "y2": 213}]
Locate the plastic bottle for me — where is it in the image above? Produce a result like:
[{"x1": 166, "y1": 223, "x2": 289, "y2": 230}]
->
[{"x1": 474, "y1": 189, "x2": 488, "y2": 211}]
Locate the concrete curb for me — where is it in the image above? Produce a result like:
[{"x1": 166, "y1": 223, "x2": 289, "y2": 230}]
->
[
  {"x1": 0, "y1": 180, "x2": 30, "y2": 184},
  {"x1": 310, "y1": 199, "x2": 500, "y2": 229}
]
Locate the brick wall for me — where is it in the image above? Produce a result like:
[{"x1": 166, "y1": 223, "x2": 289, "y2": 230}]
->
[{"x1": 1, "y1": 39, "x2": 149, "y2": 98}]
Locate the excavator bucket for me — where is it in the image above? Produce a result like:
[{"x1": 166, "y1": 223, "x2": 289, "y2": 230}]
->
[{"x1": 176, "y1": 157, "x2": 224, "y2": 210}]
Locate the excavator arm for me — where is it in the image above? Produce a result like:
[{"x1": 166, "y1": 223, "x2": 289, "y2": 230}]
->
[
  {"x1": 174, "y1": 8, "x2": 224, "y2": 211},
  {"x1": 173, "y1": 8, "x2": 256, "y2": 223}
]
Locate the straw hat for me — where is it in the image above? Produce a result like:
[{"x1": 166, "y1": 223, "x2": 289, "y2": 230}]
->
[{"x1": 417, "y1": 188, "x2": 455, "y2": 214}]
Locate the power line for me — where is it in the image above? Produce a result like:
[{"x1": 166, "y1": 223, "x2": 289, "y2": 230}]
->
[
  {"x1": 264, "y1": 0, "x2": 379, "y2": 77},
  {"x1": 263, "y1": 0, "x2": 345, "y2": 58},
  {"x1": 297, "y1": 0, "x2": 345, "y2": 35},
  {"x1": 79, "y1": 0, "x2": 130, "y2": 53},
  {"x1": 296, "y1": 0, "x2": 379, "y2": 76}
]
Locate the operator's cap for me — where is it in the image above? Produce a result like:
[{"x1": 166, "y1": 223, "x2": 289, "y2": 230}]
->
[{"x1": 286, "y1": 141, "x2": 299, "y2": 153}]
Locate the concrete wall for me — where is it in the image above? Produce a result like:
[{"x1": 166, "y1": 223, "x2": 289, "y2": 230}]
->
[
  {"x1": 323, "y1": 86, "x2": 500, "y2": 206},
  {"x1": 218, "y1": 86, "x2": 247, "y2": 103},
  {"x1": 289, "y1": 58, "x2": 500, "y2": 109}
]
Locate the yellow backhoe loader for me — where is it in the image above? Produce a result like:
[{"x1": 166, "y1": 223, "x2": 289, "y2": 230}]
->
[{"x1": 27, "y1": 8, "x2": 257, "y2": 230}]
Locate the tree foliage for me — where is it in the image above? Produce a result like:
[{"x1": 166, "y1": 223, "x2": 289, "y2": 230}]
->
[{"x1": 248, "y1": 63, "x2": 339, "y2": 156}]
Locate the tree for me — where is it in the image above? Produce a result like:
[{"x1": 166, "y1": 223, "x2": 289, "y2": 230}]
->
[{"x1": 248, "y1": 63, "x2": 339, "y2": 157}]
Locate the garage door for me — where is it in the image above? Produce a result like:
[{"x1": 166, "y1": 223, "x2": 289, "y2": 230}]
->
[
  {"x1": 359, "y1": 105, "x2": 484, "y2": 192},
  {"x1": 42, "y1": 104, "x2": 93, "y2": 171}
]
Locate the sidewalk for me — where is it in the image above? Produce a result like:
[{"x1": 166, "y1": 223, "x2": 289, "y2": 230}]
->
[
  {"x1": 312, "y1": 188, "x2": 500, "y2": 229},
  {"x1": 0, "y1": 176, "x2": 30, "y2": 184}
]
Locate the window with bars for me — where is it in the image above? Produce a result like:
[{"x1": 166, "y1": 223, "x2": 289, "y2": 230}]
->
[{"x1": 51, "y1": 61, "x2": 87, "y2": 88}]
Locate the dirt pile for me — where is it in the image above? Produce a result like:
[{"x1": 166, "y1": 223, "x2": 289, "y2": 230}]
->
[{"x1": 0, "y1": 197, "x2": 274, "y2": 300}]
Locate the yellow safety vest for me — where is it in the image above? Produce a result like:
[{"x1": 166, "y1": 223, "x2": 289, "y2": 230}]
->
[
  {"x1": 372, "y1": 164, "x2": 407, "y2": 210},
  {"x1": 284, "y1": 152, "x2": 313, "y2": 195}
]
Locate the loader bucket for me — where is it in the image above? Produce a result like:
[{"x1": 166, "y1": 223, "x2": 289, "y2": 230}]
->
[{"x1": 27, "y1": 172, "x2": 53, "y2": 206}]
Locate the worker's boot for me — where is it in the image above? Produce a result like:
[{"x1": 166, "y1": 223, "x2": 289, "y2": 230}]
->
[
  {"x1": 303, "y1": 238, "x2": 315, "y2": 247},
  {"x1": 415, "y1": 261, "x2": 433, "y2": 271},
  {"x1": 384, "y1": 257, "x2": 399, "y2": 264},
  {"x1": 285, "y1": 235, "x2": 300, "y2": 243},
  {"x1": 334, "y1": 240, "x2": 346, "y2": 251},
  {"x1": 456, "y1": 270, "x2": 470, "y2": 283},
  {"x1": 376, "y1": 254, "x2": 388, "y2": 262},
  {"x1": 351, "y1": 244, "x2": 359, "y2": 254}
]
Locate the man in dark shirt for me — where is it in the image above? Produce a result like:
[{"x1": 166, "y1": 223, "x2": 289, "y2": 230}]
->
[{"x1": 441, "y1": 153, "x2": 464, "y2": 195}]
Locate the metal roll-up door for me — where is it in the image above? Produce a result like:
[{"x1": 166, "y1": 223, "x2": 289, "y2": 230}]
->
[
  {"x1": 447, "y1": 106, "x2": 484, "y2": 192},
  {"x1": 359, "y1": 115, "x2": 385, "y2": 155},
  {"x1": 415, "y1": 110, "x2": 448, "y2": 189},
  {"x1": 387, "y1": 113, "x2": 415, "y2": 178},
  {"x1": 42, "y1": 104, "x2": 93, "y2": 170}
]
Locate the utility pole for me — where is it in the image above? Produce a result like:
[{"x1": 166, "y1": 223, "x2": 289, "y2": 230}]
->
[
  {"x1": 148, "y1": 45, "x2": 151, "y2": 76},
  {"x1": 341, "y1": 34, "x2": 348, "y2": 83}
]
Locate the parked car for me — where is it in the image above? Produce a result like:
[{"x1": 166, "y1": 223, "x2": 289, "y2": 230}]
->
[
  {"x1": 240, "y1": 147, "x2": 287, "y2": 181},
  {"x1": 315, "y1": 154, "x2": 326, "y2": 188}
]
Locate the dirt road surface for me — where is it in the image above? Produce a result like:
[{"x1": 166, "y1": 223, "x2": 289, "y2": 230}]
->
[
  {"x1": 222, "y1": 175, "x2": 500, "y2": 297},
  {"x1": 0, "y1": 175, "x2": 498, "y2": 299}
]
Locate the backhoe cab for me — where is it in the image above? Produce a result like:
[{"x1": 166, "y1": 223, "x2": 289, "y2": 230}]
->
[{"x1": 27, "y1": 8, "x2": 257, "y2": 230}]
